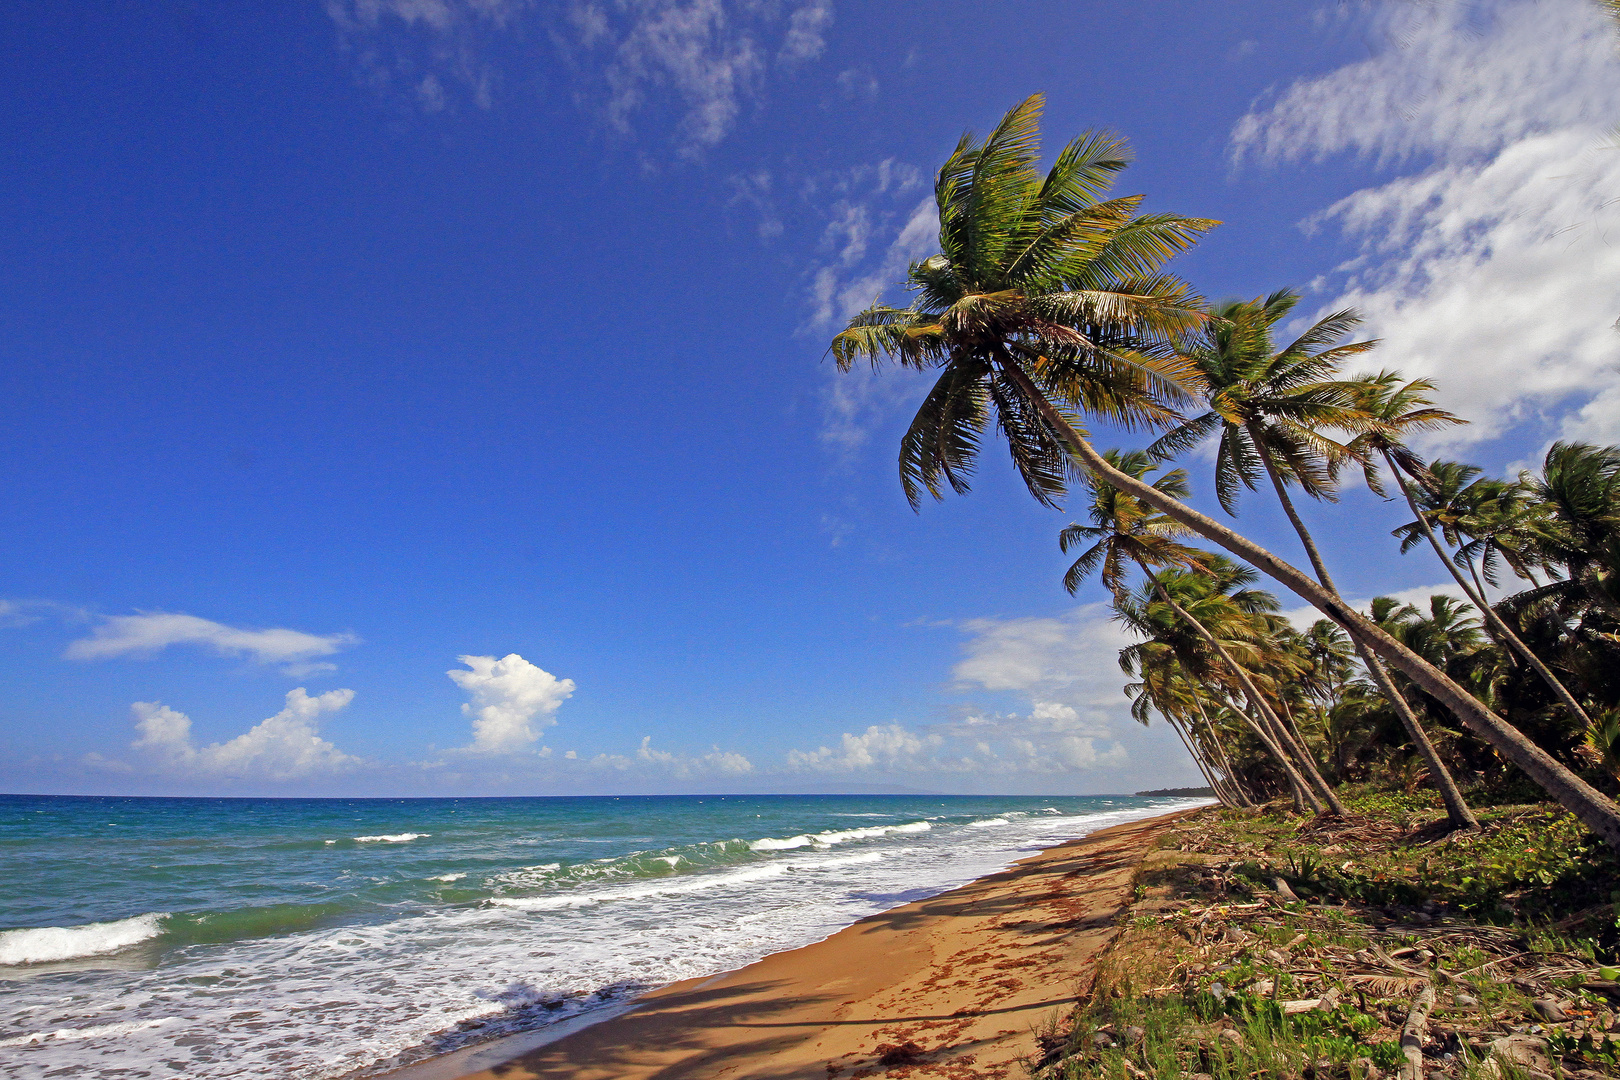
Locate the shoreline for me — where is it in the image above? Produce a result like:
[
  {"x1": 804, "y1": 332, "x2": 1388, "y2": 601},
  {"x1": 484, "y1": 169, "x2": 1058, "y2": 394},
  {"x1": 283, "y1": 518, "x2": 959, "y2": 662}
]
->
[{"x1": 384, "y1": 806, "x2": 1201, "y2": 1080}]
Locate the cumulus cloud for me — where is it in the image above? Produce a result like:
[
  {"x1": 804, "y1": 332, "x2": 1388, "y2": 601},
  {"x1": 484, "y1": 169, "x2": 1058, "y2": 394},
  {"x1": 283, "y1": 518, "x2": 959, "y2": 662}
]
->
[
  {"x1": 784, "y1": 606, "x2": 1138, "y2": 776},
  {"x1": 129, "y1": 688, "x2": 361, "y2": 780},
  {"x1": 1232, "y1": 0, "x2": 1620, "y2": 450},
  {"x1": 447, "y1": 653, "x2": 575, "y2": 753},
  {"x1": 785, "y1": 723, "x2": 943, "y2": 772},
  {"x1": 783, "y1": 707, "x2": 1126, "y2": 776},
  {"x1": 65, "y1": 612, "x2": 358, "y2": 674}
]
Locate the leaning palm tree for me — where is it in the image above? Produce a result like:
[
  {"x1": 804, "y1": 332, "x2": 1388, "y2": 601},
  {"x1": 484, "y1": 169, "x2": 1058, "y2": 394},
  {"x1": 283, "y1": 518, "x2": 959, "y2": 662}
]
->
[
  {"x1": 1061, "y1": 448, "x2": 1337, "y2": 811},
  {"x1": 1151, "y1": 297, "x2": 1476, "y2": 829},
  {"x1": 830, "y1": 95, "x2": 1620, "y2": 846},
  {"x1": 1354, "y1": 373, "x2": 1597, "y2": 737},
  {"x1": 1121, "y1": 644, "x2": 1248, "y2": 806},
  {"x1": 1118, "y1": 562, "x2": 1326, "y2": 810}
]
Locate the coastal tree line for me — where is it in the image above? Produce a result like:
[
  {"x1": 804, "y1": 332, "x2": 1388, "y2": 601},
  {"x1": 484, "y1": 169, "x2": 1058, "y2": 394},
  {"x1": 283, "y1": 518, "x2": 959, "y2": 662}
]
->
[{"x1": 829, "y1": 96, "x2": 1620, "y2": 846}]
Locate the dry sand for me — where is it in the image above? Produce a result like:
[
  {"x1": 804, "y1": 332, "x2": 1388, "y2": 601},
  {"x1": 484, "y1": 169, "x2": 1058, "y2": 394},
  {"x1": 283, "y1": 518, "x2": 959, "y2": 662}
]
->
[{"x1": 399, "y1": 809, "x2": 1193, "y2": 1080}]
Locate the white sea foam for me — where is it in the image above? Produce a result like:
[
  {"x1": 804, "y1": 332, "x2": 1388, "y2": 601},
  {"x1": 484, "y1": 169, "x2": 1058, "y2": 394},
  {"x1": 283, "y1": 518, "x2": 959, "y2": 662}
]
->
[
  {"x1": 354, "y1": 833, "x2": 430, "y2": 843},
  {"x1": 432, "y1": 873, "x2": 467, "y2": 883},
  {"x1": 0, "y1": 1016, "x2": 177, "y2": 1047},
  {"x1": 0, "y1": 912, "x2": 168, "y2": 965},
  {"x1": 489, "y1": 861, "x2": 793, "y2": 911},
  {"x1": 748, "y1": 820, "x2": 930, "y2": 851},
  {"x1": 966, "y1": 817, "x2": 1010, "y2": 828}
]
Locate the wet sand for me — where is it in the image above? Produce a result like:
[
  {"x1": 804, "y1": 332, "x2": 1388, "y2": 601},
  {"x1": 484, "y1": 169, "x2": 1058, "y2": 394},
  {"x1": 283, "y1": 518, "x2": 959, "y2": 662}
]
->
[{"x1": 395, "y1": 809, "x2": 1193, "y2": 1080}]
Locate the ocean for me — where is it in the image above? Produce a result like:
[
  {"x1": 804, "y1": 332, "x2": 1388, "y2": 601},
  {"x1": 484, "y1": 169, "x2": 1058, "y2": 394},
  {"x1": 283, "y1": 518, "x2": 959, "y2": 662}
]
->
[{"x1": 0, "y1": 792, "x2": 1204, "y2": 1079}]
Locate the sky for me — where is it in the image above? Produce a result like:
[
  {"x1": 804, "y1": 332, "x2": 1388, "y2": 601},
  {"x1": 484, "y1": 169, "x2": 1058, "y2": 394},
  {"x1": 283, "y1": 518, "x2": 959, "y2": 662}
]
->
[{"x1": 1, "y1": 0, "x2": 1617, "y2": 797}]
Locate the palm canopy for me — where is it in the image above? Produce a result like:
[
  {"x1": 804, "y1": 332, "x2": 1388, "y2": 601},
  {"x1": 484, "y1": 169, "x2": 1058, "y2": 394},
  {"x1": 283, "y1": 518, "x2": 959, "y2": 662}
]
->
[
  {"x1": 829, "y1": 94, "x2": 1216, "y2": 509},
  {"x1": 1058, "y1": 448, "x2": 1205, "y2": 597},
  {"x1": 1149, "y1": 289, "x2": 1377, "y2": 514},
  {"x1": 1114, "y1": 556, "x2": 1282, "y2": 679},
  {"x1": 1393, "y1": 461, "x2": 1541, "y2": 585},
  {"x1": 1343, "y1": 371, "x2": 1467, "y2": 496},
  {"x1": 1519, "y1": 442, "x2": 1620, "y2": 617}
]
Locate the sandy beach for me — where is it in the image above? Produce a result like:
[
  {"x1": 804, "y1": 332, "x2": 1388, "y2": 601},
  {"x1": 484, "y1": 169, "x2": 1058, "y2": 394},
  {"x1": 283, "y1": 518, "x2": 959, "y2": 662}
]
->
[{"x1": 392, "y1": 809, "x2": 1195, "y2": 1080}]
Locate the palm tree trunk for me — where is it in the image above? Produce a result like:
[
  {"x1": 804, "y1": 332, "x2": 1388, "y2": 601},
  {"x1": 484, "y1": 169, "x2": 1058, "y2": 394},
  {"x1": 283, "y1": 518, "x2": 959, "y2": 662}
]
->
[
  {"x1": 1389, "y1": 451, "x2": 1595, "y2": 732},
  {"x1": 1244, "y1": 424, "x2": 1470, "y2": 829},
  {"x1": 1165, "y1": 713, "x2": 1235, "y2": 807},
  {"x1": 1134, "y1": 559, "x2": 1324, "y2": 812},
  {"x1": 993, "y1": 355, "x2": 1620, "y2": 848},
  {"x1": 1191, "y1": 691, "x2": 1252, "y2": 806}
]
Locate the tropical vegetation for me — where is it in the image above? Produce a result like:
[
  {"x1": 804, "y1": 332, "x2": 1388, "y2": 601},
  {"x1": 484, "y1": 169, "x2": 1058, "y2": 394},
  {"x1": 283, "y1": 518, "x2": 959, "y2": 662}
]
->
[{"x1": 829, "y1": 94, "x2": 1620, "y2": 848}]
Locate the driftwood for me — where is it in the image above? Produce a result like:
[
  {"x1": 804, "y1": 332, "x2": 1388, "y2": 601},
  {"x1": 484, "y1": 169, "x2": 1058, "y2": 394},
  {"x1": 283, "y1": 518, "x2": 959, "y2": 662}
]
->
[{"x1": 1399, "y1": 981, "x2": 1436, "y2": 1080}]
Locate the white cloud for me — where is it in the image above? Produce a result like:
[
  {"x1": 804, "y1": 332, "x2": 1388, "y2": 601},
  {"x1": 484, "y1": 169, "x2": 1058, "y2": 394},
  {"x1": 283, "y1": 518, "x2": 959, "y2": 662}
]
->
[
  {"x1": 807, "y1": 174, "x2": 935, "y2": 458},
  {"x1": 1232, "y1": 0, "x2": 1620, "y2": 450},
  {"x1": 447, "y1": 653, "x2": 575, "y2": 753},
  {"x1": 784, "y1": 606, "x2": 1140, "y2": 776},
  {"x1": 785, "y1": 723, "x2": 943, "y2": 772},
  {"x1": 590, "y1": 736, "x2": 753, "y2": 777},
  {"x1": 783, "y1": 707, "x2": 1127, "y2": 776},
  {"x1": 953, "y1": 604, "x2": 1134, "y2": 704},
  {"x1": 65, "y1": 612, "x2": 358, "y2": 674},
  {"x1": 129, "y1": 688, "x2": 361, "y2": 781},
  {"x1": 571, "y1": 0, "x2": 834, "y2": 155},
  {"x1": 810, "y1": 194, "x2": 934, "y2": 330},
  {"x1": 324, "y1": 0, "x2": 523, "y2": 110},
  {"x1": 777, "y1": 0, "x2": 832, "y2": 66}
]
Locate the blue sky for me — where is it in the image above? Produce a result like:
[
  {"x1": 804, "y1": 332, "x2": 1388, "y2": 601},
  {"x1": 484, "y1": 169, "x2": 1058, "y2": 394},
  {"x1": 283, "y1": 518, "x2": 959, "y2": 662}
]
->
[{"x1": 3, "y1": 0, "x2": 1617, "y2": 796}]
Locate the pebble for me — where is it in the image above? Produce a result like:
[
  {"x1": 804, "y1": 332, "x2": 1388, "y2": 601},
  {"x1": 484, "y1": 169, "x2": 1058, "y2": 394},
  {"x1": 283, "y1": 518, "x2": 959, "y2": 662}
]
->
[
  {"x1": 1531, "y1": 999, "x2": 1565, "y2": 1022},
  {"x1": 1453, "y1": 994, "x2": 1478, "y2": 1008}
]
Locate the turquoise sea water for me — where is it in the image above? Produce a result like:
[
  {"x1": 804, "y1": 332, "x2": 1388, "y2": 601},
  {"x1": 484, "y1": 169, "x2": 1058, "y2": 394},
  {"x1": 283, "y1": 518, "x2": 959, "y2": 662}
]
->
[{"x1": 0, "y1": 792, "x2": 1205, "y2": 1079}]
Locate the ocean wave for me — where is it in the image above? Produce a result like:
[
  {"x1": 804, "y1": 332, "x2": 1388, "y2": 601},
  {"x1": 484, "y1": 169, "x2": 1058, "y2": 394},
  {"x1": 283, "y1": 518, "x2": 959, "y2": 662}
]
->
[
  {"x1": 432, "y1": 873, "x2": 468, "y2": 883},
  {"x1": 162, "y1": 901, "x2": 356, "y2": 947},
  {"x1": 748, "y1": 820, "x2": 930, "y2": 852},
  {"x1": 966, "y1": 817, "x2": 1010, "y2": 828},
  {"x1": 490, "y1": 862, "x2": 793, "y2": 911},
  {"x1": 0, "y1": 1016, "x2": 177, "y2": 1047},
  {"x1": 0, "y1": 913, "x2": 167, "y2": 965},
  {"x1": 353, "y1": 833, "x2": 430, "y2": 843}
]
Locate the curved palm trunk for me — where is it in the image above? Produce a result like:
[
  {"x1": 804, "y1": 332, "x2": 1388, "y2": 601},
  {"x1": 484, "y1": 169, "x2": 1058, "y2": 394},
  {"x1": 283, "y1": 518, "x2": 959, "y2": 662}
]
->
[
  {"x1": 1134, "y1": 558, "x2": 1324, "y2": 812},
  {"x1": 1244, "y1": 424, "x2": 1471, "y2": 829},
  {"x1": 994, "y1": 356, "x2": 1620, "y2": 848},
  {"x1": 1165, "y1": 713, "x2": 1236, "y2": 807},
  {"x1": 1389, "y1": 452, "x2": 1595, "y2": 732},
  {"x1": 1190, "y1": 692, "x2": 1252, "y2": 806}
]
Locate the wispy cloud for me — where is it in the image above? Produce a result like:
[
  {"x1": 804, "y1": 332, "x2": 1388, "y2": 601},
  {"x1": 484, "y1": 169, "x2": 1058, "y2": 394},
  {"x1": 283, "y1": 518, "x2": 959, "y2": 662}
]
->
[
  {"x1": 126, "y1": 688, "x2": 361, "y2": 781},
  {"x1": 324, "y1": 0, "x2": 530, "y2": 111},
  {"x1": 572, "y1": 0, "x2": 834, "y2": 156},
  {"x1": 65, "y1": 612, "x2": 359, "y2": 675},
  {"x1": 328, "y1": 0, "x2": 837, "y2": 151},
  {"x1": 1231, "y1": 0, "x2": 1620, "y2": 451}
]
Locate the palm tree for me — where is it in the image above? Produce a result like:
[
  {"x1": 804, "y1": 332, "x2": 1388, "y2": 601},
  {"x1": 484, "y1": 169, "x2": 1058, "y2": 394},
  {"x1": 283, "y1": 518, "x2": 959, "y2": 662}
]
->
[
  {"x1": 1358, "y1": 375, "x2": 1598, "y2": 739},
  {"x1": 830, "y1": 95, "x2": 1620, "y2": 846},
  {"x1": 1152, "y1": 297, "x2": 1476, "y2": 829},
  {"x1": 1061, "y1": 448, "x2": 1336, "y2": 811},
  {"x1": 1117, "y1": 562, "x2": 1323, "y2": 810},
  {"x1": 1521, "y1": 443, "x2": 1620, "y2": 621},
  {"x1": 1121, "y1": 646, "x2": 1250, "y2": 806}
]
